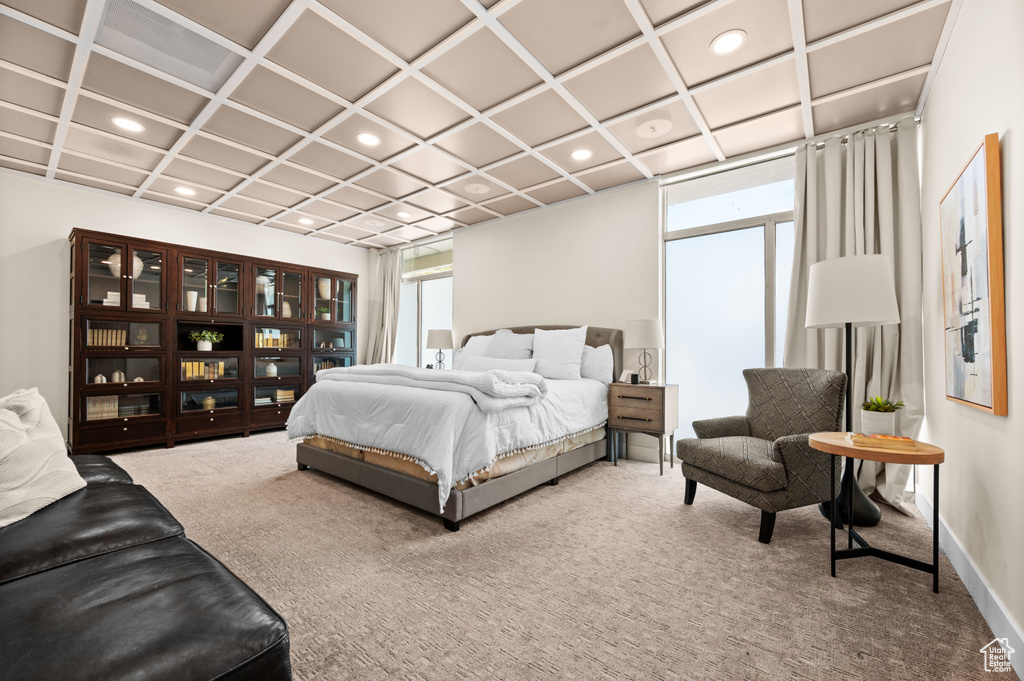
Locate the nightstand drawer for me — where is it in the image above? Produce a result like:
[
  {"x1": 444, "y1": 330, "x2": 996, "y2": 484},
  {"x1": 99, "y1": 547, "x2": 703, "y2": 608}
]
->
[
  {"x1": 609, "y1": 385, "x2": 665, "y2": 409},
  {"x1": 609, "y1": 406, "x2": 665, "y2": 432}
]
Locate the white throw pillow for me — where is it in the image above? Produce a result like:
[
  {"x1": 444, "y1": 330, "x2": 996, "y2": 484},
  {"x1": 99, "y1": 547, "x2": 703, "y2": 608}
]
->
[
  {"x1": 532, "y1": 326, "x2": 588, "y2": 380},
  {"x1": 484, "y1": 329, "x2": 534, "y2": 359},
  {"x1": 0, "y1": 388, "x2": 86, "y2": 528},
  {"x1": 454, "y1": 335, "x2": 492, "y2": 370},
  {"x1": 581, "y1": 344, "x2": 614, "y2": 384},
  {"x1": 458, "y1": 356, "x2": 537, "y2": 373}
]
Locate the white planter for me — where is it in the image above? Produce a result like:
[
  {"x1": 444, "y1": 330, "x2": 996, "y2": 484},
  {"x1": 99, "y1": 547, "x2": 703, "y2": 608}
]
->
[
  {"x1": 860, "y1": 409, "x2": 898, "y2": 435},
  {"x1": 197, "y1": 340, "x2": 213, "y2": 352},
  {"x1": 320, "y1": 313, "x2": 331, "y2": 321}
]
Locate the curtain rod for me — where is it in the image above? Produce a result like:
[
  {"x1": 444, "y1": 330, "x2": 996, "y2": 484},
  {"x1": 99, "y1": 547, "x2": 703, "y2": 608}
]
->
[{"x1": 661, "y1": 113, "x2": 919, "y2": 187}]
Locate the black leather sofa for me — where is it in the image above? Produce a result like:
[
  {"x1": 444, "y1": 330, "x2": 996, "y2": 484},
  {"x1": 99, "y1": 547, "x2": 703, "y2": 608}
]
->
[{"x1": 0, "y1": 455, "x2": 291, "y2": 681}]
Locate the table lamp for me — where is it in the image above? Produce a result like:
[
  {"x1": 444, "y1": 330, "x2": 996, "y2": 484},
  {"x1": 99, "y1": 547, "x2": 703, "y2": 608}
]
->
[
  {"x1": 625, "y1": 319, "x2": 664, "y2": 384},
  {"x1": 426, "y1": 329, "x2": 453, "y2": 370},
  {"x1": 806, "y1": 254, "x2": 900, "y2": 527}
]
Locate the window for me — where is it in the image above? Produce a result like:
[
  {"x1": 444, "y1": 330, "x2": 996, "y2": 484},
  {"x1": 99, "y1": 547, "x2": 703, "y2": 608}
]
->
[
  {"x1": 664, "y1": 158, "x2": 795, "y2": 437},
  {"x1": 394, "y1": 239, "x2": 453, "y2": 368}
]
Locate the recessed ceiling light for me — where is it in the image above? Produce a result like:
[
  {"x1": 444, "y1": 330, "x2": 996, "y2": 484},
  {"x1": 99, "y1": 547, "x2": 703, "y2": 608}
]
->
[
  {"x1": 111, "y1": 117, "x2": 145, "y2": 133},
  {"x1": 365, "y1": 219, "x2": 385, "y2": 228},
  {"x1": 174, "y1": 187, "x2": 196, "y2": 196},
  {"x1": 710, "y1": 29, "x2": 747, "y2": 55},
  {"x1": 357, "y1": 133, "x2": 381, "y2": 146},
  {"x1": 636, "y1": 119, "x2": 672, "y2": 139},
  {"x1": 298, "y1": 218, "x2": 314, "y2": 225},
  {"x1": 396, "y1": 211, "x2": 411, "y2": 219},
  {"x1": 465, "y1": 183, "x2": 490, "y2": 195},
  {"x1": 570, "y1": 149, "x2": 593, "y2": 161}
]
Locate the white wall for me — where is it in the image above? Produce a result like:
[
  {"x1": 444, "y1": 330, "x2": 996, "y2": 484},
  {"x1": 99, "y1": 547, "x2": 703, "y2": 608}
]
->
[
  {"x1": 919, "y1": 0, "x2": 1023, "y2": 648},
  {"x1": 453, "y1": 179, "x2": 663, "y2": 458},
  {"x1": 0, "y1": 172, "x2": 370, "y2": 437}
]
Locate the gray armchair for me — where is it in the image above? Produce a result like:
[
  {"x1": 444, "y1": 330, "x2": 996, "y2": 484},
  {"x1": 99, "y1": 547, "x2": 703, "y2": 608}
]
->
[{"x1": 675, "y1": 368, "x2": 846, "y2": 544}]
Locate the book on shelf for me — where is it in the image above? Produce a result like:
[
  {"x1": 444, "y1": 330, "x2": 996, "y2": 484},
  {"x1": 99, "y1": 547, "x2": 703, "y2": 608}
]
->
[
  {"x1": 275, "y1": 388, "x2": 295, "y2": 403},
  {"x1": 254, "y1": 397, "x2": 272, "y2": 405},
  {"x1": 86, "y1": 395, "x2": 119, "y2": 421},
  {"x1": 845, "y1": 433, "x2": 918, "y2": 451}
]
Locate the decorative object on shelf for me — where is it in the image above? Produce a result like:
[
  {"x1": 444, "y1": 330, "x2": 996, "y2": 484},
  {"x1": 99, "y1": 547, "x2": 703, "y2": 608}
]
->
[
  {"x1": 134, "y1": 326, "x2": 149, "y2": 344},
  {"x1": 255, "y1": 275, "x2": 271, "y2": 316},
  {"x1": 106, "y1": 252, "x2": 143, "y2": 278},
  {"x1": 111, "y1": 370, "x2": 126, "y2": 383},
  {"x1": 186, "y1": 290, "x2": 198, "y2": 312},
  {"x1": 318, "y1": 277, "x2": 332, "y2": 300},
  {"x1": 939, "y1": 133, "x2": 1007, "y2": 415},
  {"x1": 624, "y1": 319, "x2": 663, "y2": 384},
  {"x1": 202, "y1": 395, "x2": 216, "y2": 410},
  {"x1": 266, "y1": 361, "x2": 278, "y2": 377},
  {"x1": 860, "y1": 395, "x2": 904, "y2": 436},
  {"x1": 132, "y1": 376, "x2": 144, "y2": 382},
  {"x1": 199, "y1": 296, "x2": 207, "y2": 313},
  {"x1": 189, "y1": 330, "x2": 224, "y2": 352},
  {"x1": 426, "y1": 329, "x2": 453, "y2": 370},
  {"x1": 805, "y1": 254, "x2": 900, "y2": 527},
  {"x1": 93, "y1": 374, "x2": 107, "y2": 384},
  {"x1": 281, "y1": 301, "x2": 291, "y2": 317},
  {"x1": 316, "y1": 305, "x2": 330, "y2": 321}
]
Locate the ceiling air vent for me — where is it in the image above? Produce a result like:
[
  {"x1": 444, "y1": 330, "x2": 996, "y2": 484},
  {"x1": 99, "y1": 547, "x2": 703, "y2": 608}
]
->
[{"x1": 95, "y1": 0, "x2": 244, "y2": 92}]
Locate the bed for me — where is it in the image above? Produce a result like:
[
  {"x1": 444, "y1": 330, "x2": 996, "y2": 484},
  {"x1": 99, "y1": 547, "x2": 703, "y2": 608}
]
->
[{"x1": 292, "y1": 325, "x2": 622, "y2": 531}]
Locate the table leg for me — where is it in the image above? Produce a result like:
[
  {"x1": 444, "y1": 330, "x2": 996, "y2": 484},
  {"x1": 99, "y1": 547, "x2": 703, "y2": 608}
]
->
[
  {"x1": 611, "y1": 429, "x2": 617, "y2": 466},
  {"x1": 659, "y1": 435, "x2": 664, "y2": 476},
  {"x1": 670, "y1": 434, "x2": 675, "y2": 469},
  {"x1": 830, "y1": 453, "x2": 837, "y2": 578},
  {"x1": 847, "y1": 456, "x2": 855, "y2": 550},
  {"x1": 933, "y1": 464, "x2": 940, "y2": 594}
]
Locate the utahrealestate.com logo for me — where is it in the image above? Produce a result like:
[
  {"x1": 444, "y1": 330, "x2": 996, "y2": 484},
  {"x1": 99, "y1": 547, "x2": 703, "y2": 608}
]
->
[{"x1": 980, "y1": 638, "x2": 1015, "y2": 673}]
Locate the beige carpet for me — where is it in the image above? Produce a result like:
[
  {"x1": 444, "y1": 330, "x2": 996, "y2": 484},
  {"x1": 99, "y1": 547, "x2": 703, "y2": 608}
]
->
[{"x1": 114, "y1": 431, "x2": 1013, "y2": 681}]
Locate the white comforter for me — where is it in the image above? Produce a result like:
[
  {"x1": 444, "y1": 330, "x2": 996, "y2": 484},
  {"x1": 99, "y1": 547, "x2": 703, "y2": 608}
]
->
[{"x1": 287, "y1": 365, "x2": 608, "y2": 511}]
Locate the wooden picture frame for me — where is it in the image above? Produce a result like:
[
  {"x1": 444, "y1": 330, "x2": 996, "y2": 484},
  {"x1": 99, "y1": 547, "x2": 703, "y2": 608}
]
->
[{"x1": 938, "y1": 133, "x2": 1007, "y2": 415}]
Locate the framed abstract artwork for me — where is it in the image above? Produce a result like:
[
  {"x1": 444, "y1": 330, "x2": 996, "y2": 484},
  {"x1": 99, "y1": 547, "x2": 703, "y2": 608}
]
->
[{"x1": 938, "y1": 133, "x2": 1007, "y2": 415}]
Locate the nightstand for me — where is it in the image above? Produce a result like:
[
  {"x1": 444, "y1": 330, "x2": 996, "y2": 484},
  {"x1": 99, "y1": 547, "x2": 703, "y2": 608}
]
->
[{"x1": 607, "y1": 383, "x2": 679, "y2": 475}]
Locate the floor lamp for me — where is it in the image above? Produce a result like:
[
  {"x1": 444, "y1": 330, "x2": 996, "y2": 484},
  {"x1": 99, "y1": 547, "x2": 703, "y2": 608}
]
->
[{"x1": 805, "y1": 255, "x2": 901, "y2": 527}]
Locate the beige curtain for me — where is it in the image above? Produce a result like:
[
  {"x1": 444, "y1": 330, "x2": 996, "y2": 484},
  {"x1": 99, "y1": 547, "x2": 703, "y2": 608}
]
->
[
  {"x1": 784, "y1": 117, "x2": 924, "y2": 507},
  {"x1": 365, "y1": 247, "x2": 402, "y2": 364}
]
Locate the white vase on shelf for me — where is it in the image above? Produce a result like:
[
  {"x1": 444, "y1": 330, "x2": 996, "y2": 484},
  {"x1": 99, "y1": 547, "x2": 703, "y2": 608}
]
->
[
  {"x1": 266, "y1": 362, "x2": 278, "y2": 377},
  {"x1": 186, "y1": 290, "x2": 198, "y2": 311},
  {"x1": 318, "y1": 278, "x2": 332, "y2": 300}
]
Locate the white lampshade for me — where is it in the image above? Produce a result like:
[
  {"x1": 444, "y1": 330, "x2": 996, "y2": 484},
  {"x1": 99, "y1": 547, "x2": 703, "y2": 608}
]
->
[
  {"x1": 625, "y1": 319, "x2": 664, "y2": 349},
  {"x1": 426, "y1": 329, "x2": 454, "y2": 349},
  {"x1": 805, "y1": 255, "x2": 901, "y2": 329}
]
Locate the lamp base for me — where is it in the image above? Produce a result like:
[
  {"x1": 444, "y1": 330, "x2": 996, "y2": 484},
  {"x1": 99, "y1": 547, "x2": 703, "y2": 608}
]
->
[{"x1": 819, "y1": 458, "x2": 882, "y2": 527}]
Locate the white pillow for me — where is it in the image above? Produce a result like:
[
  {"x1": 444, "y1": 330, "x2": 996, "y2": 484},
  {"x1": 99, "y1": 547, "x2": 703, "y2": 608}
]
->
[
  {"x1": 484, "y1": 329, "x2": 534, "y2": 359},
  {"x1": 581, "y1": 344, "x2": 614, "y2": 384},
  {"x1": 0, "y1": 388, "x2": 86, "y2": 528},
  {"x1": 458, "y1": 356, "x2": 537, "y2": 373},
  {"x1": 532, "y1": 326, "x2": 588, "y2": 380},
  {"x1": 454, "y1": 335, "x2": 492, "y2": 370}
]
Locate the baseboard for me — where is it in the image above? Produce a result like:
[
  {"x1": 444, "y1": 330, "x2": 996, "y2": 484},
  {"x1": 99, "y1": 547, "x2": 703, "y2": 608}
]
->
[{"x1": 916, "y1": 492, "x2": 1023, "y2": 677}]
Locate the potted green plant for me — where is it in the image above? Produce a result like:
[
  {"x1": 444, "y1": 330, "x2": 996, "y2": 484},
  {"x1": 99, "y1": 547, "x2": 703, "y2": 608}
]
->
[
  {"x1": 316, "y1": 305, "x2": 331, "y2": 321},
  {"x1": 860, "y1": 395, "x2": 905, "y2": 435},
  {"x1": 188, "y1": 329, "x2": 224, "y2": 352}
]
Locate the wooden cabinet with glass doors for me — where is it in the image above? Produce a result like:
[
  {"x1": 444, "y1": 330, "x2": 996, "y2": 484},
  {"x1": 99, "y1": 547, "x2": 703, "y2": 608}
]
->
[{"x1": 68, "y1": 229, "x2": 357, "y2": 454}]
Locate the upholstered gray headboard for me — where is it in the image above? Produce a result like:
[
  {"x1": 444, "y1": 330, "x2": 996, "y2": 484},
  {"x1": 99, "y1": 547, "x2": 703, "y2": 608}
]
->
[{"x1": 461, "y1": 326, "x2": 623, "y2": 379}]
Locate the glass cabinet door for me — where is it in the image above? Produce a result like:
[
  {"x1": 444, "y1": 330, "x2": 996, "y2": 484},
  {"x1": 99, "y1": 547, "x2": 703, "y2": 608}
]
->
[
  {"x1": 337, "y1": 279, "x2": 353, "y2": 322},
  {"x1": 130, "y1": 248, "x2": 162, "y2": 311},
  {"x1": 86, "y1": 242, "x2": 124, "y2": 307},
  {"x1": 214, "y1": 261, "x2": 240, "y2": 315},
  {"x1": 314, "y1": 275, "x2": 333, "y2": 322},
  {"x1": 254, "y1": 266, "x2": 276, "y2": 317},
  {"x1": 181, "y1": 256, "x2": 209, "y2": 313},
  {"x1": 281, "y1": 270, "x2": 301, "y2": 320}
]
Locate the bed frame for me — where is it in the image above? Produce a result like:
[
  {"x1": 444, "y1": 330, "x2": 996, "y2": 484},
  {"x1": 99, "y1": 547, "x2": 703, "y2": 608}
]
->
[{"x1": 296, "y1": 326, "x2": 623, "y2": 531}]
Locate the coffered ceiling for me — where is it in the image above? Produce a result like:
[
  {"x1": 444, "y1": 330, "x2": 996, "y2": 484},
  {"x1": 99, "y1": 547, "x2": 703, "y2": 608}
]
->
[{"x1": 0, "y1": 0, "x2": 956, "y2": 249}]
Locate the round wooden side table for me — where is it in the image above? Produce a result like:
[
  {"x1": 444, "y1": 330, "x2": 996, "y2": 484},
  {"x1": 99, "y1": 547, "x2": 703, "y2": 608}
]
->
[{"x1": 809, "y1": 432, "x2": 945, "y2": 593}]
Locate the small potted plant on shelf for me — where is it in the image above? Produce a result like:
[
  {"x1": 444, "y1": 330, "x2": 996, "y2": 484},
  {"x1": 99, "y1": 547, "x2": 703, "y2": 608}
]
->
[
  {"x1": 189, "y1": 329, "x2": 224, "y2": 352},
  {"x1": 860, "y1": 395, "x2": 905, "y2": 435},
  {"x1": 316, "y1": 305, "x2": 331, "y2": 321}
]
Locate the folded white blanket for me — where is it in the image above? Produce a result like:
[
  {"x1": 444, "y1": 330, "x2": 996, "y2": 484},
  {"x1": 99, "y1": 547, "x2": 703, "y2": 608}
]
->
[{"x1": 315, "y1": 364, "x2": 547, "y2": 413}]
